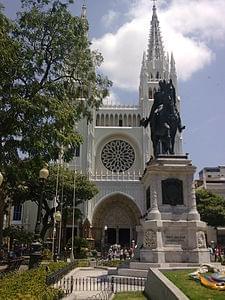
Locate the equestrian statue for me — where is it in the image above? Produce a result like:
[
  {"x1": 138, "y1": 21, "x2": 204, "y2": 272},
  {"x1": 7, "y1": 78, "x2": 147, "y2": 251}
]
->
[{"x1": 141, "y1": 79, "x2": 185, "y2": 158}]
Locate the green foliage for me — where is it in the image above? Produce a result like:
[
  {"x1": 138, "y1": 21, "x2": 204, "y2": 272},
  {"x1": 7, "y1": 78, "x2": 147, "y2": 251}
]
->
[
  {"x1": 3, "y1": 225, "x2": 34, "y2": 245},
  {"x1": 0, "y1": 0, "x2": 111, "y2": 243},
  {"x1": 42, "y1": 248, "x2": 52, "y2": 261},
  {"x1": 100, "y1": 260, "x2": 123, "y2": 267},
  {"x1": 11, "y1": 165, "x2": 99, "y2": 239},
  {"x1": 67, "y1": 237, "x2": 89, "y2": 259},
  {"x1": 0, "y1": 0, "x2": 111, "y2": 168},
  {"x1": 77, "y1": 259, "x2": 90, "y2": 267},
  {"x1": 196, "y1": 189, "x2": 225, "y2": 228},
  {"x1": 113, "y1": 292, "x2": 147, "y2": 300},
  {"x1": 91, "y1": 249, "x2": 97, "y2": 258},
  {"x1": 0, "y1": 261, "x2": 67, "y2": 299}
]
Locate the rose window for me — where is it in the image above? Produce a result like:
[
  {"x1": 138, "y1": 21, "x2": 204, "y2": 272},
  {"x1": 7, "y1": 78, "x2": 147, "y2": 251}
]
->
[{"x1": 101, "y1": 140, "x2": 135, "y2": 172}]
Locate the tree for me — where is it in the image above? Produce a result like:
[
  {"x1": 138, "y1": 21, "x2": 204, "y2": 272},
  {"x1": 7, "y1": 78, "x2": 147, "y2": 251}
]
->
[
  {"x1": 0, "y1": 0, "x2": 111, "y2": 244},
  {"x1": 196, "y1": 189, "x2": 225, "y2": 228},
  {"x1": 3, "y1": 225, "x2": 34, "y2": 247},
  {"x1": 10, "y1": 165, "x2": 99, "y2": 240}
]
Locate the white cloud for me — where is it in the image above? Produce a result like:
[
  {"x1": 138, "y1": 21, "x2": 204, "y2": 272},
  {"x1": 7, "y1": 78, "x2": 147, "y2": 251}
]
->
[
  {"x1": 101, "y1": 10, "x2": 118, "y2": 28},
  {"x1": 92, "y1": 0, "x2": 225, "y2": 91},
  {"x1": 103, "y1": 91, "x2": 122, "y2": 106}
]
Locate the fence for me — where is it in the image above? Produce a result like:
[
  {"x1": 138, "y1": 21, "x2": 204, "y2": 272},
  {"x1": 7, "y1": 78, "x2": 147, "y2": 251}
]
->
[
  {"x1": 46, "y1": 260, "x2": 79, "y2": 285},
  {"x1": 54, "y1": 276, "x2": 146, "y2": 297}
]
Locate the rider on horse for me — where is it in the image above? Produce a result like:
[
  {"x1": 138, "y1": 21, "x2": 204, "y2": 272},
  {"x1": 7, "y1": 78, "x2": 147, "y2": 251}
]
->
[{"x1": 141, "y1": 79, "x2": 185, "y2": 157}]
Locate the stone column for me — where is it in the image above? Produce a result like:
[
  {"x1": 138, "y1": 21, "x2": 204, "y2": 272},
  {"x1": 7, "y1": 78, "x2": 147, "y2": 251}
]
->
[
  {"x1": 148, "y1": 177, "x2": 161, "y2": 220},
  {"x1": 188, "y1": 181, "x2": 200, "y2": 221}
]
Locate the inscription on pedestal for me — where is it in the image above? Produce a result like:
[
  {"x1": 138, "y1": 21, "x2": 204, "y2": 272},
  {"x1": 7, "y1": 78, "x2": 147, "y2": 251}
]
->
[{"x1": 165, "y1": 234, "x2": 186, "y2": 245}]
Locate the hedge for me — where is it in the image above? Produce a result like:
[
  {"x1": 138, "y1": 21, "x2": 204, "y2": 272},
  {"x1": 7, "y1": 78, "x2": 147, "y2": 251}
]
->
[{"x1": 0, "y1": 261, "x2": 67, "y2": 300}]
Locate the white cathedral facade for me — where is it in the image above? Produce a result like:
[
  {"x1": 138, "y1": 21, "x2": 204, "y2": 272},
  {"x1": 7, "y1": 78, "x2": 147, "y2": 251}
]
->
[
  {"x1": 72, "y1": 4, "x2": 184, "y2": 248},
  {"x1": 9, "y1": 4, "x2": 186, "y2": 248}
]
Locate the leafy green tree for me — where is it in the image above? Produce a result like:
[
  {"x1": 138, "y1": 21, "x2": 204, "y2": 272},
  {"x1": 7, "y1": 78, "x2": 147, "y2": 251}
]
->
[
  {"x1": 0, "y1": 0, "x2": 111, "y2": 244},
  {"x1": 10, "y1": 165, "x2": 98, "y2": 240},
  {"x1": 3, "y1": 225, "x2": 34, "y2": 247},
  {"x1": 196, "y1": 189, "x2": 225, "y2": 228}
]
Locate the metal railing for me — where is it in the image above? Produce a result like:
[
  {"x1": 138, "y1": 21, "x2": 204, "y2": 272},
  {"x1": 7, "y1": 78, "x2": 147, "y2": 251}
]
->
[
  {"x1": 54, "y1": 276, "x2": 146, "y2": 296},
  {"x1": 46, "y1": 260, "x2": 78, "y2": 285}
]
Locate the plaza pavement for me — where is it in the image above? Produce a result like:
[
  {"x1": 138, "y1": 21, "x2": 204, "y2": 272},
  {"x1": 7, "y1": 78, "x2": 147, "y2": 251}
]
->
[{"x1": 61, "y1": 267, "x2": 110, "y2": 300}]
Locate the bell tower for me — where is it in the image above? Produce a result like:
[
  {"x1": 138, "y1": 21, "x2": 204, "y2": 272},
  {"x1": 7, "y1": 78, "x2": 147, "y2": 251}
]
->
[{"x1": 140, "y1": 2, "x2": 183, "y2": 155}]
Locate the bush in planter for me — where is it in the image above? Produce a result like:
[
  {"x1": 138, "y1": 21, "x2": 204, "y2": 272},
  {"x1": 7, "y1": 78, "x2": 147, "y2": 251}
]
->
[
  {"x1": 0, "y1": 262, "x2": 67, "y2": 299},
  {"x1": 91, "y1": 250, "x2": 97, "y2": 258},
  {"x1": 66, "y1": 237, "x2": 89, "y2": 259},
  {"x1": 42, "y1": 248, "x2": 52, "y2": 261}
]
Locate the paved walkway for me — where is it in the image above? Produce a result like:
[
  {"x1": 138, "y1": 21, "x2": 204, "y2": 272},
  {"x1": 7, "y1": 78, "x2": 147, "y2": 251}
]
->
[{"x1": 61, "y1": 267, "x2": 109, "y2": 300}]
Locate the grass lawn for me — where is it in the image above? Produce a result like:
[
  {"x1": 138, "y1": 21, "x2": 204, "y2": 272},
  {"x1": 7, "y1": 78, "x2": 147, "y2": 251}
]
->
[
  {"x1": 113, "y1": 292, "x2": 148, "y2": 300},
  {"x1": 163, "y1": 269, "x2": 225, "y2": 300}
]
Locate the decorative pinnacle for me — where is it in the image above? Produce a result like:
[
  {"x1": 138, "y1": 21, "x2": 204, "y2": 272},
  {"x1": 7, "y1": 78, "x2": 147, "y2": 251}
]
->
[
  {"x1": 152, "y1": 0, "x2": 157, "y2": 7},
  {"x1": 81, "y1": 0, "x2": 87, "y2": 19}
]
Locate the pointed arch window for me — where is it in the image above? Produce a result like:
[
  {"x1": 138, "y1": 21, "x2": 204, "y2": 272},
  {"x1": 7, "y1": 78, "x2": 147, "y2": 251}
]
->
[
  {"x1": 149, "y1": 87, "x2": 153, "y2": 99},
  {"x1": 96, "y1": 114, "x2": 100, "y2": 126}
]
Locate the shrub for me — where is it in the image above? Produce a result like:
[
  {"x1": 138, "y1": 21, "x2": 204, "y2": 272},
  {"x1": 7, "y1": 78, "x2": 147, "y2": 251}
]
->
[
  {"x1": 0, "y1": 262, "x2": 67, "y2": 299},
  {"x1": 42, "y1": 248, "x2": 52, "y2": 261}
]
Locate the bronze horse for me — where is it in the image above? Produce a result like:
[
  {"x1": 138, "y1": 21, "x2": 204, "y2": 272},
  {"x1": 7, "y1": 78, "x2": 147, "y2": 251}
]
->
[{"x1": 141, "y1": 80, "x2": 185, "y2": 157}]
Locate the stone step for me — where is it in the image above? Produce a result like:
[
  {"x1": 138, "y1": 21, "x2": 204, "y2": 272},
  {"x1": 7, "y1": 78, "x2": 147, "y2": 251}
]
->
[
  {"x1": 117, "y1": 268, "x2": 148, "y2": 278},
  {"x1": 129, "y1": 262, "x2": 161, "y2": 270}
]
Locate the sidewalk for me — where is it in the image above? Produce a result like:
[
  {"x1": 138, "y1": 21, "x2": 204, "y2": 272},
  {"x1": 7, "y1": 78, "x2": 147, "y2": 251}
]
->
[{"x1": 62, "y1": 267, "x2": 109, "y2": 300}]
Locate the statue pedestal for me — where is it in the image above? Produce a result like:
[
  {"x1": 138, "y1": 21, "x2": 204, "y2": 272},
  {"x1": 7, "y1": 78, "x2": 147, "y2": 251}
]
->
[{"x1": 139, "y1": 155, "x2": 210, "y2": 264}]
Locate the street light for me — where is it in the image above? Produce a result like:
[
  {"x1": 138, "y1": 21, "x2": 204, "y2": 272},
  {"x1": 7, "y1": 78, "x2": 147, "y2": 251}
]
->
[
  {"x1": 34, "y1": 165, "x2": 49, "y2": 238},
  {"x1": 52, "y1": 210, "x2": 62, "y2": 261},
  {"x1": 29, "y1": 165, "x2": 49, "y2": 269},
  {"x1": 104, "y1": 225, "x2": 108, "y2": 258},
  {"x1": 70, "y1": 168, "x2": 76, "y2": 262}
]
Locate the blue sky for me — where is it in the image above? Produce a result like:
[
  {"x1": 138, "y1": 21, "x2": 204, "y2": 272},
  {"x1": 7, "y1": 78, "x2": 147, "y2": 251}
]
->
[{"x1": 1, "y1": 0, "x2": 225, "y2": 175}]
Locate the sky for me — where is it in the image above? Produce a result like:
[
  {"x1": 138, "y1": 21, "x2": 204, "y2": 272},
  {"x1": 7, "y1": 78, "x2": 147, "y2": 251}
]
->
[{"x1": 1, "y1": 0, "x2": 225, "y2": 175}]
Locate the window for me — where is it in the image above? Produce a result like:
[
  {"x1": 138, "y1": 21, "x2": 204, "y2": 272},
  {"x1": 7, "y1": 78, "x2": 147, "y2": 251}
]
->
[
  {"x1": 13, "y1": 205, "x2": 22, "y2": 221},
  {"x1": 75, "y1": 145, "x2": 80, "y2": 157},
  {"x1": 119, "y1": 119, "x2": 123, "y2": 127},
  {"x1": 101, "y1": 140, "x2": 135, "y2": 172},
  {"x1": 149, "y1": 88, "x2": 153, "y2": 99},
  {"x1": 146, "y1": 186, "x2": 151, "y2": 210}
]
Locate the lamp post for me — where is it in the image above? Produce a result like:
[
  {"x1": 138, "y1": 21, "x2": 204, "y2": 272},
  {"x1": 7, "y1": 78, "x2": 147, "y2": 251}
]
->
[
  {"x1": 35, "y1": 165, "x2": 49, "y2": 238},
  {"x1": 104, "y1": 225, "x2": 108, "y2": 259},
  {"x1": 29, "y1": 165, "x2": 49, "y2": 269},
  {"x1": 53, "y1": 210, "x2": 61, "y2": 261},
  {"x1": 70, "y1": 167, "x2": 76, "y2": 262}
]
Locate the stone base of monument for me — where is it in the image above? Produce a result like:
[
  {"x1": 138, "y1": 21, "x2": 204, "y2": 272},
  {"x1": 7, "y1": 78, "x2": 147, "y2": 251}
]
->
[
  {"x1": 138, "y1": 155, "x2": 210, "y2": 264},
  {"x1": 139, "y1": 219, "x2": 210, "y2": 264}
]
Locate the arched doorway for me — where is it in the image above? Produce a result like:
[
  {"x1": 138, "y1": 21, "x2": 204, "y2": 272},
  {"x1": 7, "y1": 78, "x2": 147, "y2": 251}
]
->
[{"x1": 92, "y1": 193, "x2": 141, "y2": 249}]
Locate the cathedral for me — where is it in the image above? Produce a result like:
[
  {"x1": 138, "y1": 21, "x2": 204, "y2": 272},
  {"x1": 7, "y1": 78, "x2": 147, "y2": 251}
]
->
[{"x1": 73, "y1": 3, "x2": 184, "y2": 249}]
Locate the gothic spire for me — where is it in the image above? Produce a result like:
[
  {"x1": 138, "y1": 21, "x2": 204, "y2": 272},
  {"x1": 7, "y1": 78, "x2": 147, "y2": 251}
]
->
[
  {"x1": 81, "y1": 0, "x2": 87, "y2": 19},
  {"x1": 170, "y1": 52, "x2": 176, "y2": 76},
  {"x1": 81, "y1": 0, "x2": 89, "y2": 32},
  {"x1": 147, "y1": 2, "x2": 165, "y2": 62}
]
